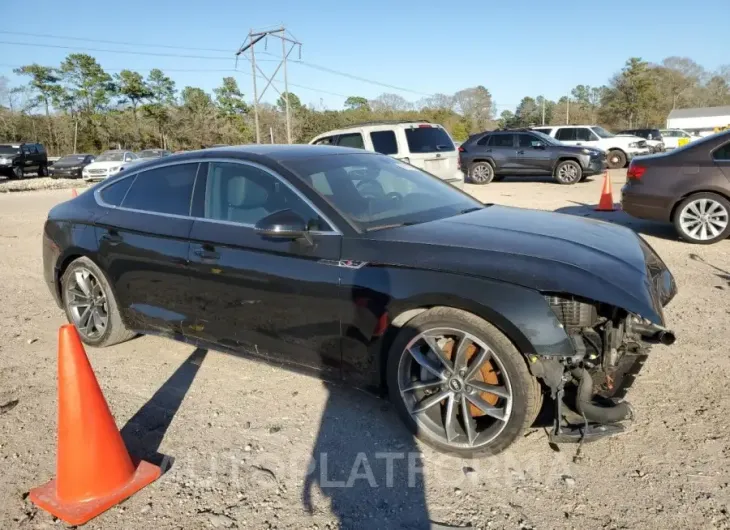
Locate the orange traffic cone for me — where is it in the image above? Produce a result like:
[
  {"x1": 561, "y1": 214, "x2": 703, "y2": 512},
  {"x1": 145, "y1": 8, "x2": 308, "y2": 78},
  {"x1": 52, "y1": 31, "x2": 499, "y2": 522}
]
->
[
  {"x1": 595, "y1": 170, "x2": 617, "y2": 212},
  {"x1": 29, "y1": 325, "x2": 161, "y2": 525},
  {"x1": 71, "y1": 188, "x2": 78, "y2": 198}
]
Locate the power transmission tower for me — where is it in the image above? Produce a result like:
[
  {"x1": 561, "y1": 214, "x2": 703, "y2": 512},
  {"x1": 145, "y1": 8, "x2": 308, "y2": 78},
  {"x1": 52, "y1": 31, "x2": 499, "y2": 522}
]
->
[{"x1": 235, "y1": 27, "x2": 301, "y2": 144}]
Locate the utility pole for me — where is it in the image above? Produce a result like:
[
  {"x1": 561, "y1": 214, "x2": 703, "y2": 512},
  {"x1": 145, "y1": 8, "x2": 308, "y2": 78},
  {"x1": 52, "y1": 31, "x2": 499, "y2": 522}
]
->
[
  {"x1": 235, "y1": 27, "x2": 301, "y2": 144},
  {"x1": 541, "y1": 98, "x2": 545, "y2": 126}
]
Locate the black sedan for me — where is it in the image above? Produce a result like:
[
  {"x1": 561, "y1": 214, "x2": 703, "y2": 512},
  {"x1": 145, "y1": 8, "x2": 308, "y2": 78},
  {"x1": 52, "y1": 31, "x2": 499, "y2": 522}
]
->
[
  {"x1": 42, "y1": 145, "x2": 677, "y2": 456},
  {"x1": 49, "y1": 154, "x2": 95, "y2": 179}
]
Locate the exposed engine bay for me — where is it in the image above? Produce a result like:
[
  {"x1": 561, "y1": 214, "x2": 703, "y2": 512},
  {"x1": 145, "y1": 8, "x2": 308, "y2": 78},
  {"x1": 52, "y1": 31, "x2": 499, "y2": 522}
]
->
[{"x1": 533, "y1": 295, "x2": 676, "y2": 443}]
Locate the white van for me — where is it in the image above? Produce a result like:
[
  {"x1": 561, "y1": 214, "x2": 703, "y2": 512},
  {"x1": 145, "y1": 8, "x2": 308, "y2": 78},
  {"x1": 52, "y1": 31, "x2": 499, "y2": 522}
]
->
[{"x1": 309, "y1": 121, "x2": 464, "y2": 188}]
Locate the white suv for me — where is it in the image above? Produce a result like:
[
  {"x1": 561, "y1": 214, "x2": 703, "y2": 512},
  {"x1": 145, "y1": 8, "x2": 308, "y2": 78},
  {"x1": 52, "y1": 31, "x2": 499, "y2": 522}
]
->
[
  {"x1": 309, "y1": 121, "x2": 463, "y2": 188},
  {"x1": 531, "y1": 125, "x2": 651, "y2": 169},
  {"x1": 659, "y1": 129, "x2": 698, "y2": 150}
]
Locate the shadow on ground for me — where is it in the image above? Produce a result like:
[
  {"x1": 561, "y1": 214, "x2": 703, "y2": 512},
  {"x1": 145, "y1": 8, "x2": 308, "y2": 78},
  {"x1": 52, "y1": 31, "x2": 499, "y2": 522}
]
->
[{"x1": 554, "y1": 201, "x2": 679, "y2": 240}]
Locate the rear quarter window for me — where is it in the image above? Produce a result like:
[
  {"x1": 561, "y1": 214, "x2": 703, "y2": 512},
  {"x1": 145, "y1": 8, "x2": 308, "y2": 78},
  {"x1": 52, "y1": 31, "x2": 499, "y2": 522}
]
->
[
  {"x1": 404, "y1": 126, "x2": 455, "y2": 153},
  {"x1": 100, "y1": 177, "x2": 134, "y2": 207}
]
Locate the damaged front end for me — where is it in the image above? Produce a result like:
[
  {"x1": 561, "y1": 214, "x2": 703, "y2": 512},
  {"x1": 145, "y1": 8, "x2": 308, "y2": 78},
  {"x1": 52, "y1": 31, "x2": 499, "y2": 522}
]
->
[{"x1": 532, "y1": 293, "x2": 676, "y2": 444}]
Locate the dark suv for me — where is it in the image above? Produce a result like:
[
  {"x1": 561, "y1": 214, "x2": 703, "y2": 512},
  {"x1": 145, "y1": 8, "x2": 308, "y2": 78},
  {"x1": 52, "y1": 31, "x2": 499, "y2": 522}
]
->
[
  {"x1": 458, "y1": 129, "x2": 606, "y2": 185},
  {"x1": 0, "y1": 142, "x2": 48, "y2": 179}
]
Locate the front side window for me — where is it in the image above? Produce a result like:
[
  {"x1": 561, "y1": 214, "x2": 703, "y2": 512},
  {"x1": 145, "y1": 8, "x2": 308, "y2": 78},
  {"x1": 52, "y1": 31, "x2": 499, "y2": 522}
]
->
[
  {"x1": 575, "y1": 128, "x2": 595, "y2": 142},
  {"x1": 203, "y1": 162, "x2": 329, "y2": 230},
  {"x1": 517, "y1": 134, "x2": 540, "y2": 148},
  {"x1": 121, "y1": 163, "x2": 198, "y2": 216},
  {"x1": 337, "y1": 133, "x2": 365, "y2": 149},
  {"x1": 370, "y1": 130, "x2": 398, "y2": 155},
  {"x1": 283, "y1": 152, "x2": 481, "y2": 232}
]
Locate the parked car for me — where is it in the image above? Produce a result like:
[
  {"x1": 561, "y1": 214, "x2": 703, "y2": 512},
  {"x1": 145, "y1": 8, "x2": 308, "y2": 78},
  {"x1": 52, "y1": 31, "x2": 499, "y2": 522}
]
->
[
  {"x1": 622, "y1": 130, "x2": 730, "y2": 245},
  {"x1": 49, "y1": 154, "x2": 95, "y2": 179},
  {"x1": 459, "y1": 129, "x2": 606, "y2": 185},
  {"x1": 618, "y1": 129, "x2": 665, "y2": 153},
  {"x1": 531, "y1": 125, "x2": 651, "y2": 169},
  {"x1": 0, "y1": 142, "x2": 48, "y2": 179},
  {"x1": 137, "y1": 149, "x2": 172, "y2": 160},
  {"x1": 43, "y1": 144, "x2": 677, "y2": 456},
  {"x1": 82, "y1": 150, "x2": 139, "y2": 182},
  {"x1": 659, "y1": 129, "x2": 698, "y2": 150},
  {"x1": 310, "y1": 120, "x2": 464, "y2": 189}
]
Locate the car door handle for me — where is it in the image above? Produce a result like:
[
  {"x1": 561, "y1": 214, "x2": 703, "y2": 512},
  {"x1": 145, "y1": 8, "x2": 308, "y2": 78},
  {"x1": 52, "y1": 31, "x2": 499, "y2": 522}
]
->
[
  {"x1": 194, "y1": 248, "x2": 220, "y2": 261},
  {"x1": 517, "y1": 150, "x2": 525, "y2": 154},
  {"x1": 101, "y1": 232, "x2": 123, "y2": 246}
]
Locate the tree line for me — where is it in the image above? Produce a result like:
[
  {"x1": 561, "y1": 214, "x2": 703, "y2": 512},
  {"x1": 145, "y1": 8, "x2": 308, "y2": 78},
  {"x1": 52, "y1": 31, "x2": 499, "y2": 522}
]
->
[{"x1": 1, "y1": 53, "x2": 728, "y2": 156}]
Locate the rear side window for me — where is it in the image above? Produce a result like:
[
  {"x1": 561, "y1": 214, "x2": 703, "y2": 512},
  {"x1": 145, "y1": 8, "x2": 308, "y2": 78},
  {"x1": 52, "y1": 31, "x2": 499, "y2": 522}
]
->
[
  {"x1": 370, "y1": 130, "x2": 398, "y2": 155},
  {"x1": 555, "y1": 128, "x2": 577, "y2": 141},
  {"x1": 122, "y1": 163, "x2": 198, "y2": 216},
  {"x1": 713, "y1": 143, "x2": 730, "y2": 160},
  {"x1": 100, "y1": 177, "x2": 133, "y2": 207},
  {"x1": 487, "y1": 134, "x2": 514, "y2": 147},
  {"x1": 337, "y1": 133, "x2": 365, "y2": 149},
  {"x1": 404, "y1": 126, "x2": 455, "y2": 153}
]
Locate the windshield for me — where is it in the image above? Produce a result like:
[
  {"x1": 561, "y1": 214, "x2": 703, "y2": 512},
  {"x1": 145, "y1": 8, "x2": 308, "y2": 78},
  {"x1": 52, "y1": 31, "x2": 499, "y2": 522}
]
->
[
  {"x1": 592, "y1": 126, "x2": 615, "y2": 138},
  {"x1": 139, "y1": 150, "x2": 164, "y2": 158},
  {"x1": 95, "y1": 151, "x2": 124, "y2": 162},
  {"x1": 58, "y1": 155, "x2": 88, "y2": 163},
  {"x1": 0, "y1": 146, "x2": 20, "y2": 155},
  {"x1": 283, "y1": 153, "x2": 481, "y2": 231}
]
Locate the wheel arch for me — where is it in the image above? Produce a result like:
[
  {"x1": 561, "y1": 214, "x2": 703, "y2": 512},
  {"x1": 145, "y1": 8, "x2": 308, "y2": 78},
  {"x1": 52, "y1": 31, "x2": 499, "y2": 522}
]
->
[{"x1": 552, "y1": 156, "x2": 581, "y2": 172}]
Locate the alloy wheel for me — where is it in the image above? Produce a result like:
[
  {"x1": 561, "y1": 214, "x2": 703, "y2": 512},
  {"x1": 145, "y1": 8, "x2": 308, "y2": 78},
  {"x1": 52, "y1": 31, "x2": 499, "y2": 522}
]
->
[
  {"x1": 557, "y1": 162, "x2": 580, "y2": 183},
  {"x1": 470, "y1": 163, "x2": 493, "y2": 184},
  {"x1": 65, "y1": 268, "x2": 109, "y2": 340},
  {"x1": 679, "y1": 198, "x2": 729, "y2": 241},
  {"x1": 397, "y1": 327, "x2": 512, "y2": 449}
]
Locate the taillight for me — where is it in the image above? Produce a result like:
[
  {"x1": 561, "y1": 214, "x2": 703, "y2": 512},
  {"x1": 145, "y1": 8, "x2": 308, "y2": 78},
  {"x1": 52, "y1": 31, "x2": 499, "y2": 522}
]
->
[
  {"x1": 627, "y1": 163, "x2": 646, "y2": 180},
  {"x1": 458, "y1": 146, "x2": 465, "y2": 153}
]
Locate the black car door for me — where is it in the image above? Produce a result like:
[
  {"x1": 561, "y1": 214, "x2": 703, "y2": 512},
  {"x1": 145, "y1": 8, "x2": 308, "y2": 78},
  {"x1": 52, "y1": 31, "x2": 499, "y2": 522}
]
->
[
  {"x1": 94, "y1": 162, "x2": 201, "y2": 336},
  {"x1": 487, "y1": 133, "x2": 518, "y2": 170},
  {"x1": 185, "y1": 159, "x2": 344, "y2": 376},
  {"x1": 515, "y1": 133, "x2": 553, "y2": 173}
]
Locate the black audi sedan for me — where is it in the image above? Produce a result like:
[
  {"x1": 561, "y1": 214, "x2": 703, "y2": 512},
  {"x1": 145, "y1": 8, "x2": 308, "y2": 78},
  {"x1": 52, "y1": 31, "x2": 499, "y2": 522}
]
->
[
  {"x1": 49, "y1": 153, "x2": 95, "y2": 179},
  {"x1": 42, "y1": 145, "x2": 677, "y2": 456}
]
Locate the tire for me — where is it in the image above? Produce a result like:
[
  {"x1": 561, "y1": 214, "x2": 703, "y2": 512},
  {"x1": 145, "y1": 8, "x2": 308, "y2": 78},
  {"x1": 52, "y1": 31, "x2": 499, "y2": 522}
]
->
[
  {"x1": 492, "y1": 175, "x2": 506, "y2": 182},
  {"x1": 468, "y1": 161, "x2": 495, "y2": 185},
  {"x1": 12, "y1": 166, "x2": 23, "y2": 180},
  {"x1": 606, "y1": 149, "x2": 627, "y2": 169},
  {"x1": 60, "y1": 257, "x2": 136, "y2": 347},
  {"x1": 672, "y1": 192, "x2": 730, "y2": 245},
  {"x1": 387, "y1": 307, "x2": 539, "y2": 457},
  {"x1": 553, "y1": 160, "x2": 582, "y2": 185},
  {"x1": 38, "y1": 164, "x2": 48, "y2": 177}
]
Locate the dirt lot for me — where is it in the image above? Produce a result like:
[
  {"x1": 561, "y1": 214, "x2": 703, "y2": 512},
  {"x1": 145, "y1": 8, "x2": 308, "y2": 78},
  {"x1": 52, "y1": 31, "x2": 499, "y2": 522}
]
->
[{"x1": 1, "y1": 171, "x2": 729, "y2": 529}]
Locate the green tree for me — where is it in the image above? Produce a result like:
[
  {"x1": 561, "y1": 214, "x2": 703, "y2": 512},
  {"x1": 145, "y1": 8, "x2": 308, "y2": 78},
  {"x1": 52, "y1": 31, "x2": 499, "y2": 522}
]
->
[
  {"x1": 453, "y1": 86, "x2": 494, "y2": 132},
  {"x1": 141, "y1": 69, "x2": 176, "y2": 148},
  {"x1": 13, "y1": 64, "x2": 62, "y2": 152},
  {"x1": 276, "y1": 91, "x2": 302, "y2": 112},
  {"x1": 600, "y1": 58, "x2": 658, "y2": 128},
  {"x1": 115, "y1": 69, "x2": 152, "y2": 145},
  {"x1": 214, "y1": 77, "x2": 249, "y2": 116},
  {"x1": 344, "y1": 96, "x2": 370, "y2": 111}
]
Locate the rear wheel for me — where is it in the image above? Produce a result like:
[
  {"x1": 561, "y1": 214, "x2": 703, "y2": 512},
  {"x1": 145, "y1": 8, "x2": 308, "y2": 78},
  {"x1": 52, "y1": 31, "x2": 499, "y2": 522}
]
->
[
  {"x1": 38, "y1": 164, "x2": 48, "y2": 177},
  {"x1": 387, "y1": 307, "x2": 539, "y2": 457},
  {"x1": 673, "y1": 192, "x2": 730, "y2": 245},
  {"x1": 553, "y1": 160, "x2": 582, "y2": 185},
  {"x1": 61, "y1": 257, "x2": 135, "y2": 347},
  {"x1": 606, "y1": 149, "x2": 627, "y2": 169},
  {"x1": 469, "y1": 161, "x2": 495, "y2": 185}
]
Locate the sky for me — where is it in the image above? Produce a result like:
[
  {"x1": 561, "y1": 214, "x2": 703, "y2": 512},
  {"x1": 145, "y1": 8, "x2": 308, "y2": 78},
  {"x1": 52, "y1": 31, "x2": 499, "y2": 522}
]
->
[{"x1": 1, "y1": 0, "x2": 729, "y2": 113}]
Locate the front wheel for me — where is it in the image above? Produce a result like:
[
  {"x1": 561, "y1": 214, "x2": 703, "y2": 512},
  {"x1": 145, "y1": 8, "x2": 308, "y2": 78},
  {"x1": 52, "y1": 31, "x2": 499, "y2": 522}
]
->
[
  {"x1": 606, "y1": 150, "x2": 627, "y2": 169},
  {"x1": 553, "y1": 160, "x2": 582, "y2": 185},
  {"x1": 61, "y1": 256, "x2": 136, "y2": 347},
  {"x1": 12, "y1": 166, "x2": 24, "y2": 179},
  {"x1": 387, "y1": 307, "x2": 540, "y2": 457},
  {"x1": 673, "y1": 192, "x2": 730, "y2": 244},
  {"x1": 468, "y1": 161, "x2": 495, "y2": 185}
]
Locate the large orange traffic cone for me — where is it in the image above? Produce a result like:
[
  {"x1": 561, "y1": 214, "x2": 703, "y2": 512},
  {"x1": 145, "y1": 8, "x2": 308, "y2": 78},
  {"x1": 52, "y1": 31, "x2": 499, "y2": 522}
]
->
[
  {"x1": 71, "y1": 188, "x2": 78, "y2": 198},
  {"x1": 595, "y1": 170, "x2": 617, "y2": 212},
  {"x1": 29, "y1": 325, "x2": 161, "y2": 525}
]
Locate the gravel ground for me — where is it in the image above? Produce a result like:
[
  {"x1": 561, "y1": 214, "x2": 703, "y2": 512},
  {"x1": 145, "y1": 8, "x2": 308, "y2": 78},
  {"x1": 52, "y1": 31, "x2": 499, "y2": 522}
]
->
[
  {"x1": 0, "y1": 175, "x2": 89, "y2": 193},
  {"x1": 1, "y1": 171, "x2": 729, "y2": 529}
]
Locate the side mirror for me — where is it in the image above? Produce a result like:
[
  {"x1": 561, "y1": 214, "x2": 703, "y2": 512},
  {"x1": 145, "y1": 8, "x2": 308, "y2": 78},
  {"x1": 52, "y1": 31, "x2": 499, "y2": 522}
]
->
[{"x1": 254, "y1": 209, "x2": 308, "y2": 241}]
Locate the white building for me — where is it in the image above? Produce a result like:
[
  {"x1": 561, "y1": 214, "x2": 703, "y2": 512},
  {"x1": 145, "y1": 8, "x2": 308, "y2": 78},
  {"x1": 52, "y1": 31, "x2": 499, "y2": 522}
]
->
[{"x1": 666, "y1": 105, "x2": 730, "y2": 135}]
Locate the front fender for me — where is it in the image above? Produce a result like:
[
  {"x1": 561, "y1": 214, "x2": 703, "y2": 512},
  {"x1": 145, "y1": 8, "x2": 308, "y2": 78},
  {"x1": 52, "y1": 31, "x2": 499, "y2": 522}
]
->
[{"x1": 340, "y1": 266, "x2": 573, "y2": 388}]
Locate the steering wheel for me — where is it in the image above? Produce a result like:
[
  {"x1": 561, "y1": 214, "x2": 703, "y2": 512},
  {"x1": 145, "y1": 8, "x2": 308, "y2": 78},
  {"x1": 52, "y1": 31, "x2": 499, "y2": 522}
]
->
[
  {"x1": 356, "y1": 179, "x2": 385, "y2": 200},
  {"x1": 385, "y1": 191, "x2": 403, "y2": 205}
]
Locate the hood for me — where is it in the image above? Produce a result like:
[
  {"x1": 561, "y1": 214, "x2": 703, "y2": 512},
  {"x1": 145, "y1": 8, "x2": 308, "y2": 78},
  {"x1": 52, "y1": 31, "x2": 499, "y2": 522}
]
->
[
  {"x1": 611, "y1": 134, "x2": 644, "y2": 145},
  {"x1": 85, "y1": 160, "x2": 124, "y2": 170},
  {"x1": 362, "y1": 206, "x2": 670, "y2": 324},
  {"x1": 560, "y1": 144, "x2": 604, "y2": 155}
]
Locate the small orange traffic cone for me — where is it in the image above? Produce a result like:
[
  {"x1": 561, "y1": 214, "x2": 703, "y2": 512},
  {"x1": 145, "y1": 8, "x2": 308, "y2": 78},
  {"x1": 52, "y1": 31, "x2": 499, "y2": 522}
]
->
[
  {"x1": 595, "y1": 170, "x2": 617, "y2": 212},
  {"x1": 71, "y1": 188, "x2": 78, "y2": 198},
  {"x1": 29, "y1": 325, "x2": 161, "y2": 525}
]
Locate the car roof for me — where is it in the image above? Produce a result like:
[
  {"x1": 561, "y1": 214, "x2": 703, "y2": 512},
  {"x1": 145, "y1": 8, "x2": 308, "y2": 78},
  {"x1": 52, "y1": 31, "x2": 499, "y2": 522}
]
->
[
  {"x1": 161, "y1": 143, "x2": 373, "y2": 162},
  {"x1": 311, "y1": 121, "x2": 438, "y2": 139}
]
